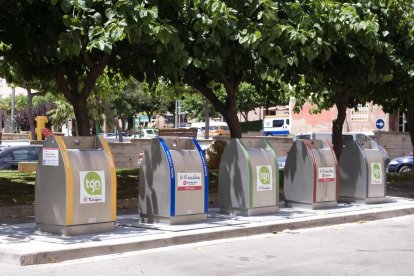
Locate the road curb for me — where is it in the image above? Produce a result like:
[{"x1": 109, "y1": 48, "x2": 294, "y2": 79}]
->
[{"x1": 11, "y1": 205, "x2": 414, "y2": 266}]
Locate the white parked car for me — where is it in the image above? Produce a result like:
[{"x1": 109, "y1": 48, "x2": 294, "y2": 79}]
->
[{"x1": 139, "y1": 129, "x2": 159, "y2": 138}]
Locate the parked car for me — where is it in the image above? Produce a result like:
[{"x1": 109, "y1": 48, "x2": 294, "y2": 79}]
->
[
  {"x1": 101, "y1": 132, "x2": 132, "y2": 143},
  {"x1": 387, "y1": 154, "x2": 413, "y2": 174},
  {"x1": 139, "y1": 128, "x2": 159, "y2": 138},
  {"x1": 0, "y1": 145, "x2": 42, "y2": 170},
  {"x1": 202, "y1": 122, "x2": 231, "y2": 138},
  {"x1": 0, "y1": 145, "x2": 11, "y2": 152},
  {"x1": 277, "y1": 156, "x2": 287, "y2": 170}
]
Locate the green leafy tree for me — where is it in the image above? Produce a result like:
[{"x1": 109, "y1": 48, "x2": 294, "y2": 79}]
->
[
  {"x1": 148, "y1": 1, "x2": 334, "y2": 138},
  {"x1": 108, "y1": 77, "x2": 176, "y2": 131},
  {"x1": 367, "y1": 1, "x2": 414, "y2": 154},
  {"x1": 182, "y1": 87, "x2": 224, "y2": 121},
  {"x1": 47, "y1": 98, "x2": 74, "y2": 131},
  {"x1": 291, "y1": 1, "x2": 391, "y2": 158},
  {"x1": 181, "y1": 81, "x2": 283, "y2": 122},
  {"x1": 0, "y1": 0, "x2": 160, "y2": 135},
  {"x1": 237, "y1": 83, "x2": 260, "y2": 122}
]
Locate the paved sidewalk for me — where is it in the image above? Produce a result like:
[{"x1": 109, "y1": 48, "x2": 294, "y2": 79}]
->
[{"x1": 1, "y1": 196, "x2": 414, "y2": 266}]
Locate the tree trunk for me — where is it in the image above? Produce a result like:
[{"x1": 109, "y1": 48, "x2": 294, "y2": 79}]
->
[
  {"x1": 241, "y1": 112, "x2": 248, "y2": 122},
  {"x1": 406, "y1": 101, "x2": 414, "y2": 157},
  {"x1": 183, "y1": 76, "x2": 242, "y2": 138},
  {"x1": 26, "y1": 87, "x2": 36, "y2": 140},
  {"x1": 97, "y1": 98, "x2": 123, "y2": 142},
  {"x1": 55, "y1": 54, "x2": 109, "y2": 137},
  {"x1": 127, "y1": 116, "x2": 133, "y2": 132},
  {"x1": 72, "y1": 99, "x2": 90, "y2": 136},
  {"x1": 223, "y1": 104, "x2": 242, "y2": 138},
  {"x1": 332, "y1": 93, "x2": 348, "y2": 160}
]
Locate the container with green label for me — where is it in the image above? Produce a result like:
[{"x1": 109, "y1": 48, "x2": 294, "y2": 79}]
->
[
  {"x1": 339, "y1": 140, "x2": 387, "y2": 203},
  {"x1": 218, "y1": 138, "x2": 279, "y2": 216},
  {"x1": 35, "y1": 136, "x2": 117, "y2": 235}
]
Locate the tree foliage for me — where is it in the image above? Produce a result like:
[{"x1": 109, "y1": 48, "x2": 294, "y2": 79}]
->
[
  {"x1": 135, "y1": 1, "x2": 332, "y2": 138},
  {"x1": 2, "y1": 0, "x2": 414, "y2": 149},
  {"x1": 0, "y1": 0, "x2": 159, "y2": 135},
  {"x1": 16, "y1": 102, "x2": 55, "y2": 131},
  {"x1": 290, "y1": 1, "x2": 392, "y2": 158},
  {"x1": 367, "y1": 1, "x2": 414, "y2": 152}
]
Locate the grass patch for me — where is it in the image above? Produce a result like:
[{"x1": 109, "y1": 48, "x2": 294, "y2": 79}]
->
[
  {"x1": 0, "y1": 171, "x2": 36, "y2": 206},
  {"x1": 116, "y1": 168, "x2": 139, "y2": 200},
  {"x1": 0, "y1": 169, "x2": 140, "y2": 207},
  {"x1": 209, "y1": 169, "x2": 219, "y2": 193},
  {"x1": 387, "y1": 172, "x2": 414, "y2": 183}
]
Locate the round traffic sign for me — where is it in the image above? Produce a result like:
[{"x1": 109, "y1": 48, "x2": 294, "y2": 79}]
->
[{"x1": 376, "y1": 119, "x2": 385, "y2": 130}]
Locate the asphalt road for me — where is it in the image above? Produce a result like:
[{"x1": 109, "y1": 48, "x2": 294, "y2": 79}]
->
[{"x1": 1, "y1": 215, "x2": 413, "y2": 276}]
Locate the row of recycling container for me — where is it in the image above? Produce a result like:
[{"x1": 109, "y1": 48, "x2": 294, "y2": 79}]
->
[{"x1": 35, "y1": 135, "x2": 387, "y2": 235}]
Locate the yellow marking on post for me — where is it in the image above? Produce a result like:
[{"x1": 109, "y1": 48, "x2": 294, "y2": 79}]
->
[
  {"x1": 99, "y1": 137, "x2": 117, "y2": 221},
  {"x1": 55, "y1": 136, "x2": 74, "y2": 225}
]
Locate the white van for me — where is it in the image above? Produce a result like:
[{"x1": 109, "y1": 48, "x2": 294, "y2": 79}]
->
[
  {"x1": 262, "y1": 116, "x2": 290, "y2": 136},
  {"x1": 190, "y1": 122, "x2": 206, "y2": 131}
]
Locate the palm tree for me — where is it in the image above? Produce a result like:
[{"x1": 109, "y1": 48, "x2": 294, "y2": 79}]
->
[{"x1": 47, "y1": 100, "x2": 74, "y2": 132}]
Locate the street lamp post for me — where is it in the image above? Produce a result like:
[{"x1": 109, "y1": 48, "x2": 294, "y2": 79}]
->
[
  {"x1": 11, "y1": 87, "x2": 16, "y2": 133},
  {"x1": 139, "y1": 117, "x2": 142, "y2": 138},
  {"x1": 133, "y1": 115, "x2": 136, "y2": 138}
]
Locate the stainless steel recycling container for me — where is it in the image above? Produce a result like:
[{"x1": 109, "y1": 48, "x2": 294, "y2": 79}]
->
[
  {"x1": 218, "y1": 138, "x2": 279, "y2": 216},
  {"x1": 339, "y1": 140, "x2": 387, "y2": 203},
  {"x1": 284, "y1": 139, "x2": 338, "y2": 209},
  {"x1": 139, "y1": 137, "x2": 208, "y2": 224},
  {"x1": 35, "y1": 136, "x2": 117, "y2": 235}
]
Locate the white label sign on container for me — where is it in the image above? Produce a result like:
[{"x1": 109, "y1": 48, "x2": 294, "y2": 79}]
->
[
  {"x1": 177, "y1": 173, "x2": 202, "y2": 191},
  {"x1": 42, "y1": 148, "x2": 59, "y2": 166},
  {"x1": 80, "y1": 171, "x2": 106, "y2": 204},
  {"x1": 256, "y1": 165, "x2": 273, "y2": 191},
  {"x1": 371, "y1": 163, "x2": 383, "y2": 185},
  {"x1": 318, "y1": 167, "x2": 335, "y2": 182}
]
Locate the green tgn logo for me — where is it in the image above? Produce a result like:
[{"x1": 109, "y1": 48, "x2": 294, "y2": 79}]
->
[
  {"x1": 84, "y1": 171, "x2": 102, "y2": 195},
  {"x1": 259, "y1": 166, "x2": 271, "y2": 185},
  {"x1": 373, "y1": 163, "x2": 381, "y2": 180}
]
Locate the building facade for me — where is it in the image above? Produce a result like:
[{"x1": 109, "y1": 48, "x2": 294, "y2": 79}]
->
[
  {"x1": 0, "y1": 78, "x2": 27, "y2": 98},
  {"x1": 238, "y1": 97, "x2": 402, "y2": 135}
]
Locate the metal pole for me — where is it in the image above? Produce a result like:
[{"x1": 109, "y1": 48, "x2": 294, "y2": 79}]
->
[
  {"x1": 175, "y1": 100, "x2": 178, "y2": 128},
  {"x1": 133, "y1": 115, "x2": 136, "y2": 138},
  {"x1": 178, "y1": 102, "x2": 181, "y2": 128},
  {"x1": 204, "y1": 98, "x2": 209, "y2": 139},
  {"x1": 11, "y1": 87, "x2": 15, "y2": 133},
  {"x1": 139, "y1": 117, "x2": 142, "y2": 138}
]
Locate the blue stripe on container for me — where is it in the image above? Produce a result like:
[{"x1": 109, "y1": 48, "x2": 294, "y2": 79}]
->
[
  {"x1": 192, "y1": 138, "x2": 209, "y2": 213},
  {"x1": 159, "y1": 138, "x2": 176, "y2": 217}
]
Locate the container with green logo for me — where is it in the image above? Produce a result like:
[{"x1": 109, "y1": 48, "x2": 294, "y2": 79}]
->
[
  {"x1": 35, "y1": 136, "x2": 117, "y2": 235},
  {"x1": 339, "y1": 140, "x2": 387, "y2": 203},
  {"x1": 218, "y1": 138, "x2": 279, "y2": 216}
]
